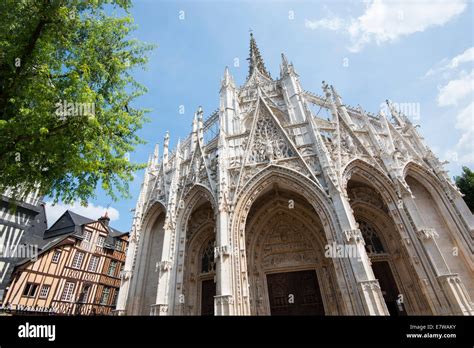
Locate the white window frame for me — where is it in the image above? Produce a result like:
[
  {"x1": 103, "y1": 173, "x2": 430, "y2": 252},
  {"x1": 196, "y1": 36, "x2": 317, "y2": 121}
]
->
[
  {"x1": 39, "y1": 285, "x2": 50, "y2": 298},
  {"x1": 52, "y1": 250, "x2": 62, "y2": 263},
  {"x1": 61, "y1": 282, "x2": 75, "y2": 302},
  {"x1": 83, "y1": 230, "x2": 92, "y2": 242},
  {"x1": 71, "y1": 251, "x2": 85, "y2": 269},
  {"x1": 22, "y1": 283, "x2": 39, "y2": 297},
  {"x1": 87, "y1": 255, "x2": 100, "y2": 272},
  {"x1": 97, "y1": 236, "x2": 106, "y2": 247}
]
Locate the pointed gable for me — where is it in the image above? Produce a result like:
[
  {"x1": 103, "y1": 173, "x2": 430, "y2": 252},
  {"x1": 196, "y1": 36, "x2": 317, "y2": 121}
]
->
[
  {"x1": 43, "y1": 210, "x2": 94, "y2": 239},
  {"x1": 183, "y1": 139, "x2": 214, "y2": 194},
  {"x1": 234, "y1": 93, "x2": 322, "y2": 195}
]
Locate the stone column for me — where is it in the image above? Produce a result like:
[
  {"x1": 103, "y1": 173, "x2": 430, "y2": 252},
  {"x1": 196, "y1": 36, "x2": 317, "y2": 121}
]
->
[
  {"x1": 214, "y1": 209, "x2": 235, "y2": 315},
  {"x1": 150, "y1": 228, "x2": 173, "y2": 316},
  {"x1": 402, "y1": 193, "x2": 474, "y2": 315},
  {"x1": 113, "y1": 223, "x2": 139, "y2": 316},
  {"x1": 331, "y1": 192, "x2": 390, "y2": 315}
]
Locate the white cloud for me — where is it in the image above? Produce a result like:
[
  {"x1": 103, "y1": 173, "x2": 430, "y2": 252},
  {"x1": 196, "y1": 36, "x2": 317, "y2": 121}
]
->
[
  {"x1": 437, "y1": 70, "x2": 474, "y2": 106},
  {"x1": 447, "y1": 47, "x2": 474, "y2": 69},
  {"x1": 453, "y1": 102, "x2": 474, "y2": 163},
  {"x1": 428, "y1": 47, "x2": 474, "y2": 165},
  {"x1": 305, "y1": 0, "x2": 467, "y2": 52},
  {"x1": 425, "y1": 47, "x2": 474, "y2": 77},
  {"x1": 305, "y1": 17, "x2": 343, "y2": 31},
  {"x1": 45, "y1": 201, "x2": 120, "y2": 228}
]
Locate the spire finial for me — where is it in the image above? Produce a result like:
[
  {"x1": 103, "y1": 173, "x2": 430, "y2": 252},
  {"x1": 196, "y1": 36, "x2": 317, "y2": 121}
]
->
[
  {"x1": 163, "y1": 131, "x2": 170, "y2": 164},
  {"x1": 247, "y1": 32, "x2": 271, "y2": 80},
  {"x1": 152, "y1": 143, "x2": 160, "y2": 167},
  {"x1": 280, "y1": 53, "x2": 292, "y2": 76}
]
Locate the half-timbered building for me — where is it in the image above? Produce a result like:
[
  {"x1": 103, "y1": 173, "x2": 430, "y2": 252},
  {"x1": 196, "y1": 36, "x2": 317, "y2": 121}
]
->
[{"x1": 3, "y1": 211, "x2": 128, "y2": 315}]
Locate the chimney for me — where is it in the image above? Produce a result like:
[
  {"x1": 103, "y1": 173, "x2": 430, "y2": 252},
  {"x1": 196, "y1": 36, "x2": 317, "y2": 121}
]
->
[{"x1": 98, "y1": 211, "x2": 110, "y2": 227}]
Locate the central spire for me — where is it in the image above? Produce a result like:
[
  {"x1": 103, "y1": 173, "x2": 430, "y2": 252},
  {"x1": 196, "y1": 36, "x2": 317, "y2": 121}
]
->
[{"x1": 247, "y1": 33, "x2": 271, "y2": 80}]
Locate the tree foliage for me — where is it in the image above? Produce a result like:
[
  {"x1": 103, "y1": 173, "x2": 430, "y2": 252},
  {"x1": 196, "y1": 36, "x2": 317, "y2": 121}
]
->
[
  {"x1": 0, "y1": 0, "x2": 153, "y2": 204},
  {"x1": 455, "y1": 167, "x2": 474, "y2": 213}
]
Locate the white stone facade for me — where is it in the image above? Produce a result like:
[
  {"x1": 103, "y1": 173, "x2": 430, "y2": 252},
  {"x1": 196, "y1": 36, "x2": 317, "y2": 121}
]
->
[{"x1": 116, "y1": 35, "x2": 474, "y2": 316}]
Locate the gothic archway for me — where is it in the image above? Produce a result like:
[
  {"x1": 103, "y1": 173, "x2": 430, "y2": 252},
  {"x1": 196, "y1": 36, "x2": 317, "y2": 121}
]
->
[
  {"x1": 172, "y1": 184, "x2": 217, "y2": 315},
  {"x1": 130, "y1": 202, "x2": 167, "y2": 315},
  {"x1": 232, "y1": 165, "x2": 350, "y2": 315},
  {"x1": 405, "y1": 171, "x2": 474, "y2": 298},
  {"x1": 346, "y1": 171, "x2": 432, "y2": 315},
  {"x1": 181, "y1": 201, "x2": 216, "y2": 315},
  {"x1": 245, "y1": 185, "x2": 341, "y2": 315}
]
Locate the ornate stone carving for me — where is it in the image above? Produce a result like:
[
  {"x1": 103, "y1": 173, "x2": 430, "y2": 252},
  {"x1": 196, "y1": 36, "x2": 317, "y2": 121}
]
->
[
  {"x1": 359, "y1": 279, "x2": 381, "y2": 291},
  {"x1": 247, "y1": 105, "x2": 295, "y2": 165},
  {"x1": 348, "y1": 186, "x2": 387, "y2": 212},
  {"x1": 120, "y1": 270, "x2": 132, "y2": 281},
  {"x1": 150, "y1": 304, "x2": 169, "y2": 315},
  {"x1": 215, "y1": 295, "x2": 234, "y2": 305},
  {"x1": 416, "y1": 227, "x2": 439, "y2": 240},
  {"x1": 158, "y1": 260, "x2": 172, "y2": 272},
  {"x1": 214, "y1": 245, "x2": 230, "y2": 259},
  {"x1": 344, "y1": 229, "x2": 365, "y2": 244}
]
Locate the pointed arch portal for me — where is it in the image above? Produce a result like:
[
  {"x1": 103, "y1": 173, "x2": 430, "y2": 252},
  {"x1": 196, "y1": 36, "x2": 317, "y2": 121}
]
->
[
  {"x1": 230, "y1": 165, "x2": 348, "y2": 315},
  {"x1": 244, "y1": 185, "x2": 329, "y2": 315}
]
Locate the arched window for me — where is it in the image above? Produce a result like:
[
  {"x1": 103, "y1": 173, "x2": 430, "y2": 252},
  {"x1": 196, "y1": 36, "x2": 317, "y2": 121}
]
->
[
  {"x1": 358, "y1": 220, "x2": 385, "y2": 254},
  {"x1": 201, "y1": 239, "x2": 216, "y2": 274}
]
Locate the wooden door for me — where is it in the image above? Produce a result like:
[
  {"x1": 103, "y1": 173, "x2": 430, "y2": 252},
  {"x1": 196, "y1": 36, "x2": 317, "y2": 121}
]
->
[
  {"x1": 201, "y1": 279, "x2": 215, "y2": 316},
  {"x1": 266, "y1": 270, "x2": 324, "y2": 315}
]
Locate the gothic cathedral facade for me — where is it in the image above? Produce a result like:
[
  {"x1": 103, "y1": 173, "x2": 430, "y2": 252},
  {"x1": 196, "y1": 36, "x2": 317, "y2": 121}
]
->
[{"x1": 115, "y1": 35, "x2": 474, "y2": 316}]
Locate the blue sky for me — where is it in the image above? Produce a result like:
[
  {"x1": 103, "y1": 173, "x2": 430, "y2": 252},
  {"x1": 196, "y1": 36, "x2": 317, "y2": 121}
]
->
[{"x1": 45, "y1": 0, "x2": 474, "y2": 232}]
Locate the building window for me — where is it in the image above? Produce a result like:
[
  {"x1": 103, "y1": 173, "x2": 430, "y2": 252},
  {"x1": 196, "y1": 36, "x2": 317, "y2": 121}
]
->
[
  {"x1": 39, "y1": 285, "x2": 50, "y2": 298},
  {"x1": 87, "y1": 255, "x2": 100, "y2": 272},
  {"x1": 61, "y1": 282, "x2": 75, "y2": 302},
  {"x1": 114, "y1": 239, "x2": 123, "y2": 251},
  {"x1": 52, "y1": 250, "x2": 62, "y2": 263},
  {"x1": 100, "y1": 287, "x2": 110, "y2": 305},
  {"x1": 112, "y1": 291, "x2": 119, "y2": 307},
  {"x1": 71, "y1": 251, "x2": 85, "y2": 269},
  {"x1": 22, "y1": 283, "x2": 39, "y2": 297},
  {"x1": 108, "y1": 261, "x2": 117, "y2": 277},
  {"x1": 359, "y1": 220, "x2": 385, "y2": 254},
  {"x1": 77, "y1": 284, "x2": 91, "y2": 303},
  {"x1": 201, "y1": 239, "x2": 216, "y2": 274},
  {"x1": 83, "y1": 230, "x2": 92, "y2": 242},
  {"x1": 97, "y1": 236, "x2": 106, "y2": 247}
]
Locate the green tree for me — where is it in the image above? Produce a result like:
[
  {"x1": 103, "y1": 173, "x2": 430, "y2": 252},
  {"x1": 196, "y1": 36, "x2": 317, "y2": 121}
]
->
[
  {"x1": 0, "y1": 0, "x2": 153, "y2": 204},
  {"x1": 455, "y1": 167, "x2": 474, "y2": 213}
]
